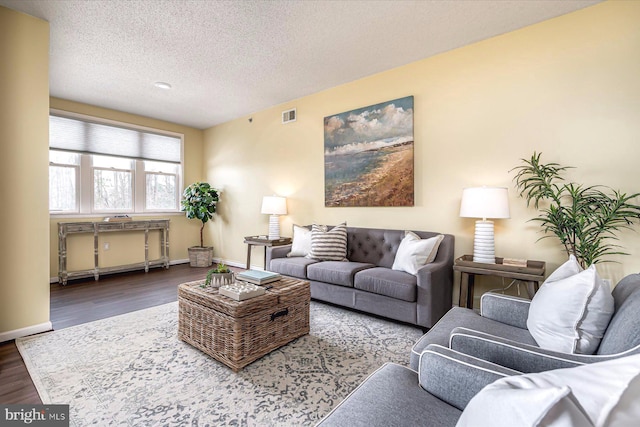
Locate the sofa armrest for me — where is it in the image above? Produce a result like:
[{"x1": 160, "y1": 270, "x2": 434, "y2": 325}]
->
[
  {"x1": 265, "y1": 244, "x2": 292, "y2": 270},
  {"x1": 414, "y1": 235, "x2": 454, "y2": 328},
  {"x1": 448, "y1": 327, "x2": 611, "y2": 373},
  {"x1": 419, "y1": 344, "x2": 520, "y2": 410},
  {"x1": 480, "y1": 293, "x2": 531, "y2": 329}
]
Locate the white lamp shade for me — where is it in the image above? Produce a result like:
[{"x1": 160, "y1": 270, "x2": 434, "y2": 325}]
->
[
  {"x1": 261, "y1": 196, "x2": 287, "y2": 215},
  {"x1": 459, "y1": 187, "x2": 510, "y2": 220}
]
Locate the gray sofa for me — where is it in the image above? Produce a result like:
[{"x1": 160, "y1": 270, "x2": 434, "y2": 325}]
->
[
  {"x1": 266, "y1": 226, "x2": 455, "y2": 329},
  {"x1": 410, "y1": 273, "x2": 640, "y2": 372},
  {"x1": 318, "y1": 274, "x2": 640, "y2": 426},
  {"x1": 317, "y1": 344, "x2": 518, "y2": 427}
]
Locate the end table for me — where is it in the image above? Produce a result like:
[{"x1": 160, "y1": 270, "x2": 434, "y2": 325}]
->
[
  {"x1": 453, "y1": 255, "x2": 546, "y2": 309},
  {"x1": 243, "y1": 235, "x2": 292, "y2": 269}
]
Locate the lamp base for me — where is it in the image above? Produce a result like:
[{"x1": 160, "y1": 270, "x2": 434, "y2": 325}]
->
[
  {"x1": 472, "y1": 220, "x2": 496, "y2": 264},
  {"x1": 268, "y1": 215, "x2": 280, "y2": 240}
]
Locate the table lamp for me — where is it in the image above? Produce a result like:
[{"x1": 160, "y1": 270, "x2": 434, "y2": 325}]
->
[
  {"x1": 459, "y1": 187, "x2": 510, "y2": 264},
  {"x1": 261, "y1": 195, "x2": 287, "y2": 240}
]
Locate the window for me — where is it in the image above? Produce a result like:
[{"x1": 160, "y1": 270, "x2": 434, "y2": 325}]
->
[
  {"x1": 92, "y1": 155, "x2": 134, "y2": 212},
  {"x1": 144, "y1": 161, "x2": 179, "y2": 211},
  {"x1": 49, "y1": 151, "x2": 79, "y2": 213},
  {"x1": 49, "y1": 111, "x2": 183, "y2": 215}
]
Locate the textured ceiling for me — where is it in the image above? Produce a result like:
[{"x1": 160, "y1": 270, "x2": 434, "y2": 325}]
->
[{"x1": 1, "y1": 0, "x2": 601, "y2": 129}]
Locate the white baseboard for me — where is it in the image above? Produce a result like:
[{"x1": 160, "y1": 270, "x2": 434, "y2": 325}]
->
[
  {"x1": 213, "y1": 257, "x2": 263, "y2": 271},
  {"x1": 0, "y1": 321, "x2": 53, "y2": 343}
]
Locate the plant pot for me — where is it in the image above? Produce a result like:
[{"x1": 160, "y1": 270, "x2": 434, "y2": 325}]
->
[{"x1": 188, "y1": 246, "x2": 213, "y2": 267}]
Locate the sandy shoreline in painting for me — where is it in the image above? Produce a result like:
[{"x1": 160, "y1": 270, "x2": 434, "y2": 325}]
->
[{"x1": 326, "y1": 143, "x2": 414, "y2": 207}]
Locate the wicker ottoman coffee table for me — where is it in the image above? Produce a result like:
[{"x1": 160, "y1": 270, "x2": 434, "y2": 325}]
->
[{"x1": 178, "y1": 276, "x2": 310, "y2": 371}]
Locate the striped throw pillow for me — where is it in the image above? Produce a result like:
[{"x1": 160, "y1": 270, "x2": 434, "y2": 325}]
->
[{"x1": 308, "y1": 223, "x2": 348, "y2": 261}]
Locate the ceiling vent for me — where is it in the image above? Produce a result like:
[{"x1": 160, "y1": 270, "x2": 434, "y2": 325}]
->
[{"x1": 282, "y1": 108, "x2": 296, "y2": 124}]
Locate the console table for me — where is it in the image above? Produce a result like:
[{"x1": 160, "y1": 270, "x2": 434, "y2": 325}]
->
[
  {"x1": 58, "y1": 220, "x2": 170, "y2": 285},
  {"x1": 454, "y1": 255, "x2": 546, "y2": 309}
]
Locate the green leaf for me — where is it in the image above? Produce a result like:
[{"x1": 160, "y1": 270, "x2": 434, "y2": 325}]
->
[{"x1": 512, "y1": 152, "x2": 640, "y2": 267}]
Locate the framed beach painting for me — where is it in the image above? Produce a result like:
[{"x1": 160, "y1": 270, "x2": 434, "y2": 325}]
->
[{"x1": 324, "y1": 96, "x2": 414, "y2": 207}]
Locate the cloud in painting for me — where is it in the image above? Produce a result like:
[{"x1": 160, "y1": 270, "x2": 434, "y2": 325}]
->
[{"x1": 324, "y1": 97, "x2": 414, "y2": 153}]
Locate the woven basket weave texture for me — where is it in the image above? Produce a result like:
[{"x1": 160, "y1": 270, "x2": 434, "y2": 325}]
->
[{"x1": 178, "y1": 276, "x2": 310, "y2": 371}]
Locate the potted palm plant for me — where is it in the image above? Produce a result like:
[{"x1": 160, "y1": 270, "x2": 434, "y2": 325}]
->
[
  {"x1": 512, "y1": 152, "x2": 640, "y2": 268},
  {"x1": 181, "y1": 182, "x2": 220, "y2": 267}
]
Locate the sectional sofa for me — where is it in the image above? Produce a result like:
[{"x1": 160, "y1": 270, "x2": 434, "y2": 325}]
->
[{"x1": 266, "y1": 226, "x2": 455, "y2": 329}]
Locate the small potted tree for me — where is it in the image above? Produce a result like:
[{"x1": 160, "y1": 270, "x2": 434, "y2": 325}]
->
[
  {"x1": 181, "y1": 182, "x2": 220, "y2": 267},
  {"x1": 512, "y1": 152, "x2": 640, "y2": 267}
]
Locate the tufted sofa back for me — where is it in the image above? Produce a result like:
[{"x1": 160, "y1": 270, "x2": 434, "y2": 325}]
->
[{"x1": 345, "y1": 226, "x2": 453, "y2": 268}]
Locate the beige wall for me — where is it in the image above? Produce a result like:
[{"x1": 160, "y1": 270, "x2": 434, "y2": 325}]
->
[
  {"x1": 204, "y1": 1, "x2": 640, "y2": 305},
  {"x1": 48, "y1": 98, "x2": 206, "y2": 279},
  {"x1": 0, "y1": 7, "x2": 50, "y2": 336}
]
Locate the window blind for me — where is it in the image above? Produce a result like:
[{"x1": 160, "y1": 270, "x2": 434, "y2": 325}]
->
[{"x1": 49, "y1": 114, "x2": 181, "y2": 164}]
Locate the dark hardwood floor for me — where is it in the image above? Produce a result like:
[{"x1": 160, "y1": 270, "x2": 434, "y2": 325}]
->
[{"x1": 0, "y1": 263, "x2": 213, "y2": 404}]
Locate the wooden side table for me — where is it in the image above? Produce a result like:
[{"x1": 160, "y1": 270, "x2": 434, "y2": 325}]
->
[
  {"x1": 453, "y1": 255, "x2": 546, "y2": 309},
  {"x1": 243, "y1": 236, "x2": 292, "y2": 269}
]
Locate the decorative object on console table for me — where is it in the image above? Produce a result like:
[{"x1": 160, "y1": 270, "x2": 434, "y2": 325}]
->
[
  {"x1": 454, "y1": 255, "x2": 545, "y2": 309},
  {"x1": 261, "y1": 195, "x2": 287, "y2": 240},
  {"x1": 243, "y1": 235, "x2": 292, "y2": 269},
  {"x1": 103, "y1": 215, "x2": 132, "y2": 222},
  {"x1": 181, "y1": 182, "x2": 220, "y2": 267},
  {"x1": 459, "y1": 186, "x2": 510, "y2": 264}
]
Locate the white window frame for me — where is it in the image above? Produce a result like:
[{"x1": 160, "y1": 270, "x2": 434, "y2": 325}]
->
[
  {"x1": 49, "y1": 109, "x2": 184, "y2": 217},
  {"x1": 143, "y1": 169, "x2": 180, "y2": 212},
  {"x1": 49, "y1": 157, "x2": 80, "y2": 214}
]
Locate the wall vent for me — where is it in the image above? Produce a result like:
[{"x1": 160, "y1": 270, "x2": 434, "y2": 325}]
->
[{"x1": 282, "y1": 108, "x2": 296, "y2": 124}]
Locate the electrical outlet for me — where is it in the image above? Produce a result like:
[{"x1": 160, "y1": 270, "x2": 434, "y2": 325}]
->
[{"x1": 103, "y1": 242, "x2": 110, "y2": 250}]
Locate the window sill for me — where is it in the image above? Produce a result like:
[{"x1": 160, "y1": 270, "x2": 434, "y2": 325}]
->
[{"x1": 50, "y1": 212, "x2": 184, "y2": 220}]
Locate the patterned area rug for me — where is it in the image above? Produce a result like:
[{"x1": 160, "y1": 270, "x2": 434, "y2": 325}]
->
[{"x1": 17, "y1": 301, "x2": 423, "y2": 426}]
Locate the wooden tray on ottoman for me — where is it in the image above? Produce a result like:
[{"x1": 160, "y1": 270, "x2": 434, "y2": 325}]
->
[{"x1": 178, "y1": 276, "x2": 310, "y2": 371}]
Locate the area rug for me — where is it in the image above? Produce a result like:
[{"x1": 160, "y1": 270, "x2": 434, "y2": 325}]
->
[{"x1": 17, "y1": 301, "x2": 423, "y2": 426}]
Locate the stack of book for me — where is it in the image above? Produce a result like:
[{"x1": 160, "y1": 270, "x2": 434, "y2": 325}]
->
[{"x1": 235, "y1": 270, "x2": 281, "y2": 285}]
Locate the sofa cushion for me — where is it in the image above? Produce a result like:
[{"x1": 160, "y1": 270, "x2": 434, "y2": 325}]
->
[
  {"x1": 307, "y1": 261, "x2": 374, "y2": 287},
  {"x1": 308, "y1": 223, "x2": 348, "y2": 261},
  {"x1": 317, "y1": 363, "x2": 461, "y2": 427},
  {"x1": 269, "y1": 257, "x2": 318, "y2": 279},
  {"x1": 354, "y1": 267, "x2": 417, "y2": 302},
  {"x1": 392, "y1": 231, "x2": 444, "y2": 275}
]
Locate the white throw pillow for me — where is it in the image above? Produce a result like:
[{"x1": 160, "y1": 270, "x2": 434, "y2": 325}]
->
[
  {"x1": 456, "y1": 354, "x2": 640, "y2": 427},
  {"x1": 287, "y1": 225, "x2": 312, "y2": 257},
  {"x1": 527, "y1": 259, "x2": 614, "y2": 354},
  {"x1": 391, "y1": 231, "x2": 444, "y2": 275},
  {"x1": 545, "y1": 254, "x2": 583, "y2": 283}
]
